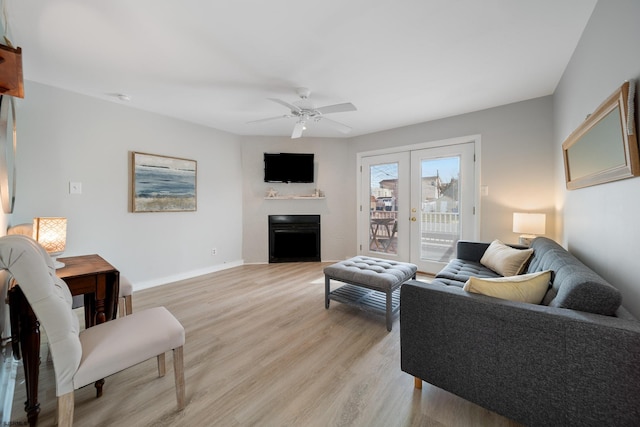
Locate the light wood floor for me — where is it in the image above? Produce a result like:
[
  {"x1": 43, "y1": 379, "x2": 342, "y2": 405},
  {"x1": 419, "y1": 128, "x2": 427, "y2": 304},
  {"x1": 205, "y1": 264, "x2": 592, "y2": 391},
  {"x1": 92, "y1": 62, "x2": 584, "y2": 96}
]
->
[{"x1": 10, "y1": 262, "x2": 522, "y2": 426}]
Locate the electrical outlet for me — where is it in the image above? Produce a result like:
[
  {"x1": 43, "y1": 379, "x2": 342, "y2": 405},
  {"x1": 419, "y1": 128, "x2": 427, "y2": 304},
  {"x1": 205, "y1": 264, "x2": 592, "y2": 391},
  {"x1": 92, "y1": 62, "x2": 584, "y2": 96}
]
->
[{"x1": 211, "y1": 248, "x2": 217, "y2": 256}]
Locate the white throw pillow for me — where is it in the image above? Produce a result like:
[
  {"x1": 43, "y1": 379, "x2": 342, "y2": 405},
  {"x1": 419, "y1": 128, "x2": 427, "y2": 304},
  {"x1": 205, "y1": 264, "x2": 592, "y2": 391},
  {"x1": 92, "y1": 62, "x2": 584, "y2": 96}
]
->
[
  {"x1": 463, "y1": 270, "x2": 552, "y2": 304},
  {"x1": 480, "y1": 239, "x2": 533, "y2": 276}
]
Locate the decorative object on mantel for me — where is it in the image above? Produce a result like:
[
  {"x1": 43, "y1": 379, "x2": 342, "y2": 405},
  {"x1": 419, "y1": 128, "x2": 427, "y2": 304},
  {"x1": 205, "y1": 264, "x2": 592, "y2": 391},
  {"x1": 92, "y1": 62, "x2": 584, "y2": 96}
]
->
[
  {"x1": 130, "y1": 152, "x2": 197, "y2": 212},
  {"x1": 264, "y1": 189, "x2": 325, "y2": 200},
  {"x1": 562, "y1": 80, "x2": 639, "y2": 190},
  {"x1": 512, "y1": 212, "x2": 545, "y2": 246}
]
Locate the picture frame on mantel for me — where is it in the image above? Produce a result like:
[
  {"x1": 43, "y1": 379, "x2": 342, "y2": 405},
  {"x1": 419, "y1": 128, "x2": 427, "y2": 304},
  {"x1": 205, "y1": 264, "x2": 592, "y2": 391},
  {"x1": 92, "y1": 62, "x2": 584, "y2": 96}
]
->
[
  {"x1": 562, "y1": 81, "x2": 639, "y2": 190},
  {"x1": 130, "y1": 151, "x2": 197, "y2": 212}
]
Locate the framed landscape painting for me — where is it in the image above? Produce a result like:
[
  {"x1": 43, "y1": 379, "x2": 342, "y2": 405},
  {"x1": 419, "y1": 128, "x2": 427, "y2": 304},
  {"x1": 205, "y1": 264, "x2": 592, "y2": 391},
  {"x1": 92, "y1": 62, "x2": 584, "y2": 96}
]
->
[{"x1": 131, "y1": 152, "x2": 197, "y2": 212}]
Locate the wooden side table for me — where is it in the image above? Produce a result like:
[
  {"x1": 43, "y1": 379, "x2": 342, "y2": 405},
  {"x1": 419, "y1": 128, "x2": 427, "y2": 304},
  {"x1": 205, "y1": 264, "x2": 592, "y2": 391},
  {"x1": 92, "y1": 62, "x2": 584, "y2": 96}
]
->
[
  {"x1": 8, "y1": 254, "x2": 119, "y2": 427},
  {"x1": 57, "y1": 254, "x2": 120, "y2": 328}
]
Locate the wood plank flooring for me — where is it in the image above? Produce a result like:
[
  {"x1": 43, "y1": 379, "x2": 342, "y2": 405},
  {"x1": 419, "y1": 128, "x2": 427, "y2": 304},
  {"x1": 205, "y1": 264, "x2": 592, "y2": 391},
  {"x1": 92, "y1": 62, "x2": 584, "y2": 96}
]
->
[{"x1": 9, "y1": 262, "x2": 522, "y2": 426}]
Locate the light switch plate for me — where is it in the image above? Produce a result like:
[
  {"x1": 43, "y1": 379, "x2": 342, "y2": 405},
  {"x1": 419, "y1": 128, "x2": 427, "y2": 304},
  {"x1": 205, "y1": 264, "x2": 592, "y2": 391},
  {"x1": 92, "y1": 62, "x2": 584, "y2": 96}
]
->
[{"x1": 69, "y1": 182, "x2": 82, "y2": 194}]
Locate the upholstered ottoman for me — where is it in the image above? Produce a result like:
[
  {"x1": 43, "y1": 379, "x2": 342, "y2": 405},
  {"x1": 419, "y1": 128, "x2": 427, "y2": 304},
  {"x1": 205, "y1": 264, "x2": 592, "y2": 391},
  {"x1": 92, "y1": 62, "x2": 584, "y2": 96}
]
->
[{"x1": 324, "y1": 256, "x2": 417, "y2": 331}]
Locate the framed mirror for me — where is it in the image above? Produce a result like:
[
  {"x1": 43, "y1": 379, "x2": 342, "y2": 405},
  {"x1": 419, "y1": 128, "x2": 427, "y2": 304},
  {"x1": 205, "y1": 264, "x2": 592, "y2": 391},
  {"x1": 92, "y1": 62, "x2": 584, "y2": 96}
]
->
[
  {"x1": 0, "y1": 95, "x2": 16, "y2": 213},
  {"x1": 562, "y1": 81, "x2": 639, "y2": 190}
]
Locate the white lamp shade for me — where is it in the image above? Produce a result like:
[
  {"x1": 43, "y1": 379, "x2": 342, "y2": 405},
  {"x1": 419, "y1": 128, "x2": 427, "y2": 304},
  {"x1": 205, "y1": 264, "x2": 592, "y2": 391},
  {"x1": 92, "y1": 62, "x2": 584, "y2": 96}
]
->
[
  {"x1": 512, "y1": 213, "x2": 546, "y2": 235},
  {"x1": 33, "y1": 217, "x2": 67, "y2": 256}
]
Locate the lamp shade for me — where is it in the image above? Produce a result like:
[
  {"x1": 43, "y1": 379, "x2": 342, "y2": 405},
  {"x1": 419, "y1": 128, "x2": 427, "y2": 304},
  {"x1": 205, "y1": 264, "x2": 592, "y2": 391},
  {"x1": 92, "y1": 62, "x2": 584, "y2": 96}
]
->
[
  {"x1": 512, "y1": 213, "x2": 545, "y2": 235},
  {"x1": 33, "y1": 217, "x2": 67, "y2": 256}
]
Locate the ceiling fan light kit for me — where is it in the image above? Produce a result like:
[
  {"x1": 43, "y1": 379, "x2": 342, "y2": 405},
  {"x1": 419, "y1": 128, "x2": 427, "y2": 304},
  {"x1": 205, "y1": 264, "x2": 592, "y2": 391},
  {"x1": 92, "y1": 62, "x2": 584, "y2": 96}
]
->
[{"x1": 249, "y1": 87, "x2": 357, "y2": 139}]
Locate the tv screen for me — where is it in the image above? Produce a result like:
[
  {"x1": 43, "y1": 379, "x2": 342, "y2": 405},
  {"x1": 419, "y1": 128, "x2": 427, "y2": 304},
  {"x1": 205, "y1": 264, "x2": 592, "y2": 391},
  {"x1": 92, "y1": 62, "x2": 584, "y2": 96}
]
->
[{"x1": 264, "y1": 153, "x2": 314, "y2": 183}]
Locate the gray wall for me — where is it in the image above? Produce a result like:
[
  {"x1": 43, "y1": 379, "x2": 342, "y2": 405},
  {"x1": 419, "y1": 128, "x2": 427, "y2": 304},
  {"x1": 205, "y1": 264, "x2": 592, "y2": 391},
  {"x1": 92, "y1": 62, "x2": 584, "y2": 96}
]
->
[
  {"x1": 241, "y1": 136, "x2": 353, "y2": 263},
  {"x1": 554, "y1": 0, "x2": 640, "y2": 317},
  {"x1": 349, "y1": 96, "x2": 556, "y2": 246},
  {"x1": 240, "y1": 96, "x2": 555, "y2": 263},
  {"x1": 8, "y1": 81, "x2": 244, "y2": 289}
]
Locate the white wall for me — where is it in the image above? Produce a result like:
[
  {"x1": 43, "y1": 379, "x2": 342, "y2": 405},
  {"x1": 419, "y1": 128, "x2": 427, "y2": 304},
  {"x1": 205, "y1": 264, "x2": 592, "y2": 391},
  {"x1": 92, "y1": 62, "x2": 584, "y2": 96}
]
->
[
  {"x1": 10, "y1": 81, "x2": 244, "y2": 289},
  {"x1": 241, "y1": 136, "x2": 353, "y2": 263},
  {"x1": 349, "y1": 96, "x2": 556, "y2": 245},
  {"x1": 554, "y1": 0, "x2": 640, "y2": 317}
]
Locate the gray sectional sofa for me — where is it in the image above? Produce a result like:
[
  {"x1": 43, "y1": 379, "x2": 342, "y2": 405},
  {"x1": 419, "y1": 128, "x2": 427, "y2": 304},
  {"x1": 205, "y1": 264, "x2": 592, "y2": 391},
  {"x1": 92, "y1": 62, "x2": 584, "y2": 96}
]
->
[{"x1": 400, "y1": 237, "x2": 640, "y2": 426}]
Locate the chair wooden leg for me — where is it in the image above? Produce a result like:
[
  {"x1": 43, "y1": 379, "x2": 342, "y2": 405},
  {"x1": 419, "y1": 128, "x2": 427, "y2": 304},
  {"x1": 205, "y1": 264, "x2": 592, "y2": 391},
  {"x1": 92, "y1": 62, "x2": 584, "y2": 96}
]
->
[
  {"x1": 125, "y1": 295, "x2": 133, "y2": 315},
  {"x1": 57, "y1": 392, "x2": 74, "y2": 427},
  {"x1": 414, "y1": 376, "x2": 422, "y2": 389},
  {"x1": 118, "y1": 295, "x2": 133, "y2": 317},
  {"x1": 173, "y1": 346, "x2": 185, "y2": 410},
  {"x1": 157, "y1": 352, "x2": 166, "y2": 377}
]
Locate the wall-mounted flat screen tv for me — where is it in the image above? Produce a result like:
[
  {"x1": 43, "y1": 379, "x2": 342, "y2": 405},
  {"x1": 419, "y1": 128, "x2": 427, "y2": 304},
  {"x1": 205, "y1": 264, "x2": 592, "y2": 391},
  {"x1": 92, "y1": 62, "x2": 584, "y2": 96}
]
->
[{"x1": 264, "y1": 153, "x2": 314, "y2": 183}]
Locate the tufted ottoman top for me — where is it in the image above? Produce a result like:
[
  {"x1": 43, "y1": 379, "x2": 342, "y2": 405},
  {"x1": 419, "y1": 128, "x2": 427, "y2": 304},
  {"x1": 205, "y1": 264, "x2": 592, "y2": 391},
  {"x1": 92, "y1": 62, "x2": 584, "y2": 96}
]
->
[{"x1": 324, "y1": 256, "x2": 417, "y2": 291}]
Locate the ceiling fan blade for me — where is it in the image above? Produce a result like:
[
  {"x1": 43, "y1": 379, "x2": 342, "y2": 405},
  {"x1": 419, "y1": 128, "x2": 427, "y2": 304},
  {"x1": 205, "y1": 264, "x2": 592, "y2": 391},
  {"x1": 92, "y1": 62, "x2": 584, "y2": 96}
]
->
[
  {"x1": 315, "y1": 102, "x2": 357, "y2": 115},
  {"x1": 320, "y1": 117, "x2": 352, "y2": 134},
  {"x1": 291, "y1": 121, "x2": 305, "y2": 139},
  {"x1": 247, "y1": 115, "x2": 291, "y2": 124},
  {"x1": 268, "y1": 98, "x2": 302, "y2": 113}
]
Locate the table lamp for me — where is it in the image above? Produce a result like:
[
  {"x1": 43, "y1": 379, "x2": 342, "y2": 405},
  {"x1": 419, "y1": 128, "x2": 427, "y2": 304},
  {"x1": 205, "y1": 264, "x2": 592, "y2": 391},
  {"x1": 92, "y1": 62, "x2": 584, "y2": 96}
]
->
[
  {"x1": 33, "y1": 217, "x2": 67, "y2": 268},
  {"x1": 512, "y1": 213, "x2": 545, "y2": 246}
]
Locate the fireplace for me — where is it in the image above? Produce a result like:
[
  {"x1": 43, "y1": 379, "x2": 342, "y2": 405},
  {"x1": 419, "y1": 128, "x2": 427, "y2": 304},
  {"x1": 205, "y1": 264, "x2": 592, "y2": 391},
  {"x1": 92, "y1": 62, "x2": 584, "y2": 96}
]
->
[{"x1": 269, "y1": 215, "x2": 321, "y2": 263}]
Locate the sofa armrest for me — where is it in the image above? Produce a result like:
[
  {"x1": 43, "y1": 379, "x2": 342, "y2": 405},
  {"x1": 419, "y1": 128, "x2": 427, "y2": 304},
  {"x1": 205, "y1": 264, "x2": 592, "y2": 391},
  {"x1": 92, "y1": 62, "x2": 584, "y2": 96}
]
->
[{"x1": 400, "y1": 280, "x2": 640, "y2": 426}]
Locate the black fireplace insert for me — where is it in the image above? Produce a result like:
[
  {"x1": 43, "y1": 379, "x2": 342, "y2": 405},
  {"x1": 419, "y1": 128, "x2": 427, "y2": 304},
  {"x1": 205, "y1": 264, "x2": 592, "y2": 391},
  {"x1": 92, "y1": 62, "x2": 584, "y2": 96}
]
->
[{"x1": 269, "y1": 215, "x2": 320, "y2": 263}]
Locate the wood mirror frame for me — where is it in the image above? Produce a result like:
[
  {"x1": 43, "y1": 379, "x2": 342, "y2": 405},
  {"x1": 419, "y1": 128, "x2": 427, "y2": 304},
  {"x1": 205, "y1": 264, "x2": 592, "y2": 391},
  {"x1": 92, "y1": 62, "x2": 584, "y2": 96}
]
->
[
  {"x1": 562, "y1": 81, "x2": 639, "y2": 190},
  {"x1": 0, "y1": 95, "x2": 16, "y2": 213}
]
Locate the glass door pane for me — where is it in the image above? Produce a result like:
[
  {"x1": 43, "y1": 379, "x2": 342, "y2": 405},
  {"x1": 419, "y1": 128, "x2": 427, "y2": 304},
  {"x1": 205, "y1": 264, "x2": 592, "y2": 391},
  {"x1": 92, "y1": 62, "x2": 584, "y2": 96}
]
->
[
  {"x1": 419, "y1": 156, "x2": 460, "y2": 262},
  {"x1": 369, "y1": 162, "x2": 399, "y2": 255},
  {"x1": 360, "y1": 152, "x2": 409, "y2": 260}
]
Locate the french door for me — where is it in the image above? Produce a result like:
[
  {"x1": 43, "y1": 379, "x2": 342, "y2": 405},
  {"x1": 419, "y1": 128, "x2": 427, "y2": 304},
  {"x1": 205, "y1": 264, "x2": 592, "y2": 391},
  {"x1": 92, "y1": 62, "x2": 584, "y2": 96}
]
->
[
  {"x1": 360, "y1": 141, "x2": 476, "y2": 274},
  {"x1": 361, "y1": 152, "x2": 411, "y2": 260}
]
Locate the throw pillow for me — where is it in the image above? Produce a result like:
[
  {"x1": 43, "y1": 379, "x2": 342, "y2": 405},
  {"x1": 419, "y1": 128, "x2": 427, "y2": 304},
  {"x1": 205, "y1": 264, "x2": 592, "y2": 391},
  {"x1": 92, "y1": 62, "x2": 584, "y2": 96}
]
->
[
  {"x1": 480, "y1": 239, "x2": 533, "y2": 276},
  {"x1": 463, "y1": 270, "x2": 552, "y2": 304}
]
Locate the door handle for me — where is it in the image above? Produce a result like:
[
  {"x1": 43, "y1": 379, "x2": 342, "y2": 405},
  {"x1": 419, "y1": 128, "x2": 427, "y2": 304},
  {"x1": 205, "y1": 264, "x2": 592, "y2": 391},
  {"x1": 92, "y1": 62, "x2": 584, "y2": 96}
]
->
[{"x1": 411, "y1": 217, "x2": 417, "y2": 221}]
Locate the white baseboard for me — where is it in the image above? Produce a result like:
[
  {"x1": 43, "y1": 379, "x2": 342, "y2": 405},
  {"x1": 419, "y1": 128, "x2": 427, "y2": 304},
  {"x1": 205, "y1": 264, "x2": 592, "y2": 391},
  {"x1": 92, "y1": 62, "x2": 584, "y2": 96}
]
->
[{"x1": 133, "y1": 259, "x2": 244, "y2": 291}]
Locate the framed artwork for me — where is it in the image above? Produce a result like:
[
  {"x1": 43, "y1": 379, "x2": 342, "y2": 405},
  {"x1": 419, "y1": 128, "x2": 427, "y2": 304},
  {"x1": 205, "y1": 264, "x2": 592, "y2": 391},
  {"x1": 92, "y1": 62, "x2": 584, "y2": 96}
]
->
[
  {"x1": 131, "y1": 151, "x2": 197, "y2": 212},
  {"x1": 562, "y1": 81, "x2": 639, "y2": 190}
]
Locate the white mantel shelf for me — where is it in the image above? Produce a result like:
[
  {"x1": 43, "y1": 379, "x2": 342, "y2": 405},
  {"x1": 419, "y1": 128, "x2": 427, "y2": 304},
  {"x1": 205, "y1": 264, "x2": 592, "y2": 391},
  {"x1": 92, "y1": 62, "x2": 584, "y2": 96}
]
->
[{"x1": 264, "y1": 196, "x2": 326, "y2": 200}]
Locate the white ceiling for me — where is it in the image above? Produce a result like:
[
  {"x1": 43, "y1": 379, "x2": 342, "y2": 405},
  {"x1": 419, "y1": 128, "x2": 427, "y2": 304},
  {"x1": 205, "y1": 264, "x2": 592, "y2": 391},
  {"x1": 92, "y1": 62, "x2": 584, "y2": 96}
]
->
[{"x1": 6, "y1": 0, "x2": 597, "y2": 139}]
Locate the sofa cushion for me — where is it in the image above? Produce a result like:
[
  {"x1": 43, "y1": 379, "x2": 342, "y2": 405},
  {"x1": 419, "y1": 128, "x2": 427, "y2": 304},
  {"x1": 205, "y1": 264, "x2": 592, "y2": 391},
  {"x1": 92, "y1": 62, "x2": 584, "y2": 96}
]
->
[
  {"x1": 480, "y1": 240, "x2": 533, "y2": 276},
  {"x1": 435, "y1": 259, "x2": 501, "y2": 288},
  {"x1": 463, "y1": 270, "x2": 552, "y2": 304}
]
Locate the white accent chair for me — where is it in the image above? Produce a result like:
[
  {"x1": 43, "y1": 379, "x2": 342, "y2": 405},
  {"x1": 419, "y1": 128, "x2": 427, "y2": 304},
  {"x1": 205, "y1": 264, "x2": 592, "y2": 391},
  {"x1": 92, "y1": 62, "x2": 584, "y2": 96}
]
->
[{"x1": 0, "y1": 235, "x2": 185, "y2": 426}]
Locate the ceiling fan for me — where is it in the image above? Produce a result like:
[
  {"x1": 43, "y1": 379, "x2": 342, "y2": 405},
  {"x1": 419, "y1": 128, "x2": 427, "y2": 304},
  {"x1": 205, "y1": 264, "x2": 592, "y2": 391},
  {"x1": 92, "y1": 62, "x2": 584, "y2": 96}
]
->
[{"x1": 248, "y1": 87, "x2": 357, "y2": 139}]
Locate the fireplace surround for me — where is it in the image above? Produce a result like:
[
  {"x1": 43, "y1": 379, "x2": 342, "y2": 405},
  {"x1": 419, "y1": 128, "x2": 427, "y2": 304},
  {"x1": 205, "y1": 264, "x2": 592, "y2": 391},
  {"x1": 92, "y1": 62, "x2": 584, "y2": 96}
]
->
[{"x1": 269, "y1": 215, "x2": 320, "y2": 263}]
